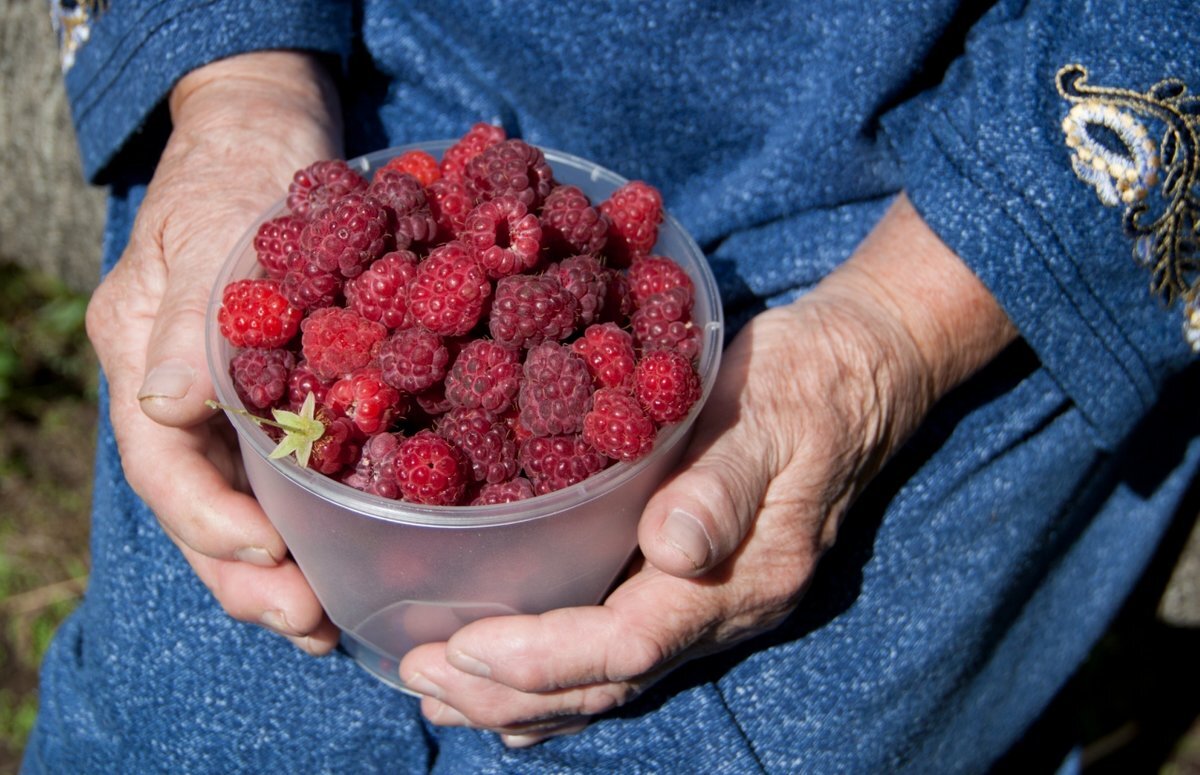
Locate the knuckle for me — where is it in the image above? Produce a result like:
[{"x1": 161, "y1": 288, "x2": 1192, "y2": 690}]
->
[{"x1": 578, "y1": 683, "x2": 628, "y2": 716}]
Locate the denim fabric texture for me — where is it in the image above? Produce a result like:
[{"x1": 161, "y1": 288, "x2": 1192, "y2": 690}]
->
[{"x1": 26, "y1": 0, "x2": 1200, "y2": 772}]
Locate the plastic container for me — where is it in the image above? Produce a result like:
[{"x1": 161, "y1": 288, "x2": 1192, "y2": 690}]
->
[{"x1": 205, "y1": 141, "x2": 723, "y2": 690}]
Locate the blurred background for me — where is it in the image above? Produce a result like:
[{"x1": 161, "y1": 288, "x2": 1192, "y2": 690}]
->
[{"x1": 0, "y1": 0, "x2": 1196, "y2": 772}]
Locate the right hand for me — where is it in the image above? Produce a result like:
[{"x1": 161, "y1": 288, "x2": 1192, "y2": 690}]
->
[{"x1": 85, "y1": 51, "x2": 344, "y2": 653}]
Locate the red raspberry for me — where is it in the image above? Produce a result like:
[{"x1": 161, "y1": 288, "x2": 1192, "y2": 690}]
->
[
  {"x1": 437, "y1": 407, "x2": 519, "y2": 484},
  {"x1": 287, "y1": 360, "x2": 335, "y2": 409},
  {"x1": 413, "y1": 382, "x2": 454, "y2": 418},
  {"x1": 462, "y1": 195, "x2": 543, "y2": 278},
  {"x1": 343, "y1": 432, "x2": 403, "y2": 499},
  {"x1": 230, "y1": 347, "x2": 295, "y2": 410},
  {"x1": 444, "y1": 339, "x2": 522, "y2": 414},
  {"x1": 539, "y1": 184, "x2": 609, "y2": 258},
  {"x1": 489, "y1": 274, "x2": 579, "y2": 348},
  {"x1": 281, "y1": 256, "x2": 343, "y2": 311},
  {"x1": 440, "y1": 122, "x2": 507, "y2": 181},
  {"x1": 599, "y1": 268, "x2": 635, "y2": 324},
  {"x1": 518, "y1": 342, "x2": 594, "y2": 436},
  {"x1": 344, "y1": 250, "x2": 419, "y2": 329},
  {"x1": 381, "y1": 149, "x2": 441, "y2": 187},
  {"x1": 309, "y1": 406, "x2": 363, "y2": 476},
  {"x1": 300, "y1": 307, "x2": 387, "y2": 380},
  {"x1": 217, "y1": 279, "x2": 302, "y2": 349},
  {"x1": 253, "y1": 214, "x2": 306, "y2": 279},
  {"x1": 628, "y1": 255, "x2": 694, "y2": 308},
  {"x1": 394, "y1": 429, "x2": 470, "y2": 505},
  {"x1": 547, "y1": 254, "x2": 607, "y2": 327},
  {"x1": 634, "y1": 349, "x2": 701, "y2": 424},
  {"x1": 366, "y1": 168, "x2": 438, "y2": 248},
  {"x1": 378, "y1": 327, "x2": 449, "y2": 394},
  {"x1": 465, "y1": 139, "x2": 554, "y2": 210},
  {"x1": 325, "y1": 367, "x2": 405, "y2": 435},
  {"x1": 517, "y1": 434, "x2": 609, "y2": 495},
  {"x1": 631, "y1": 285, "x2": 700, "y2": 361},
  {"x1": 571, "y1": 322, "x2": 637, "y2": 390},
  {"x1": 287, "y1": 159, "x2": 369, "y2": 220},
  {"x1": 301, "y1": 193, "x2": 391, "y2": 278},
  {"x1": 426, "y1": 177, "x2": 475, "y2": 241},
  {"x1": 470, "y1": 477, "x2": 535, "y2": 505},
  {"x1": 408, "y1": 241, "x2": 492, "y2": 337},
  {"x1": 599, "y1": 180, "x2": 663, "y2": 266},
  {"x1": 583, "y1": 388, "x2": 656, "y2": 462}
]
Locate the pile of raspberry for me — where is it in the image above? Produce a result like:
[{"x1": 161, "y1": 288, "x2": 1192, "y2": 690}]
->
[{"x1": 217, "y1": 123, "x2": 705, "y2": 507}]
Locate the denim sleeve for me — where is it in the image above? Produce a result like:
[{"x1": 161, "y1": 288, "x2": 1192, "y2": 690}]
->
[
  {"x1": 59, "y1": 0, "x2": 353, "y2": 183},
  {"x1": 881, "y1": 0, "x2": 1200, "y2": 450}
]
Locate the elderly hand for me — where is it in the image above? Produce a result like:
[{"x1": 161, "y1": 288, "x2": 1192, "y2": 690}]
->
[{"x1": 398, "y1": 194, "x2": 1017, "y2": 745}]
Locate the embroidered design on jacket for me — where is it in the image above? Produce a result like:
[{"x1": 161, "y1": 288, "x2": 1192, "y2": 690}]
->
[
  {"x1": 1057, "y1": 64, "x2": 1200, "y2": 350},
  {"x1": 49, "y1": 0, "x2": 108, "y2": 72}
]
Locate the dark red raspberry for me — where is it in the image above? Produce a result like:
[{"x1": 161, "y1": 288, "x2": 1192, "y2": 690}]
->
[
  {"x1": 281, "y1": 256, "x2": 343, "y2": 311},
  {"x1": 470, "y1": 477, "x2": 535, "y2": 505},
  {"x1": 489, "y1": 274, "x2": 579, "y2": 348},
  {"x1": 539, "y1": 184, "x2": 609, "y2": 258},
  {"x1": 309, "y1": 407, "x2": 363, "y2": 476},
  {"x1": 465, "y1": 139, "x2": 554, "y2": 209},
  {"x1": 571, "y1": 322, "x2": 637, "y2": 390},
  {"x1": 440, "y1": 122, "x2": 507, "y2": 181},
  {"x1": 547, "y1": 254, "x2": 607, "y2": 327},
  {"x1": 518, "y1": 342, "x2": 594, "y2": 436},
  {"x1": 343, "y1": 432, "x2": 403, "y2": 499},
  {"x1": 366, "y1": 169, "x2": 440, "y2": 248},
  {"x1": 426, "y1": 177, "x2": 475, "y2": 241},
  {"x1": 631, "y1": 285, "x2": 700, "y2": 361},
  {"x1": 437, "y1": 407, "x2": 519, "y2": 484},
  {"x1": 628, "y1": 255, "x2": 694, "y2": 308},
  {"x1": 253, "y1": 214, "x2": 306, "y2": 279},
  {"x1": 381, "y1": 149, "x2": 441, "y2": 187},
  {"x1": 462, "y1": 195, "x2": 543, "y2": 278},
  {"x1": 301, "y1": 193, "x2": 391, "y2": 279},
  {"x1": 444, "y1": 339, "x2": 522, "y2": 414},
  {"x1": 583, "y1": 388, "x2": 656, "y2": 462},
  {"x1": 518, "y1": 434, "x2": 609, "y2": 495},
  {"x1": 599, "y1": 267, "x2": 635, "y2": 324},
  {"x1": 287, "y1": 360, "x2": 335, "y2": 409},
  {"x1": 378, "y1": 327, "x2": 449, "y2": 394},
  {"x1": 634, "y1": 349, "x2": 701, "y2": 424},
  {"x1": 394, "y1": 429, "x2": 471, "y2": 505},
  {"x1": 287, "y1": 159, "x2": 369, "y2": 220},
  {"x1": 217, "y1": 279, "x2": 303, "y2": 349},
  {"x1": 325, "y1": 367, "x2": 405, "y2": 435},
  {"x1": 599, "y1": 180, "x2": 663, "y2": 266},
  {"x1": 230, "y1": 347, "x2": 295, "y2": 410},
  {"x1": 408, "y1": 241, "x2": 492, "y2": 337},
  {"x1": 413, "y1": 382, "x2": 454, "y2": 418},
  {"x1": 300, "y1": 307, "x2": 388, "y2": 380},
  {"x1": 344, "y1": 250, "x2": 419, "y2": 329}
]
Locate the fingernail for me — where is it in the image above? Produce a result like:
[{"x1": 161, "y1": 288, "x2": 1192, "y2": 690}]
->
[
  {"x1": 235, "y1": 546, "x2": 278, "y2": 567},
  {"x1": 261, "y1": 610, "x2": 295, "y2": 636},
  {"x1": 429, "y1": 701, "x2": 470, "y2": 726},
  {"x1": 662, "y1": 508, "x2": 713, "y2": 569},
  {"x1": 450, "y1": 650, "x2": 492, "y2": 678},
  {"x1": 404, "y1": 672, "x2": 443, "y2": 699},
  {"x1": 138, "y1": 358, "x2": 195, "y2": 400},
  {"x1": 502, "y1": 733, "x2": 547, "y2": 748}
]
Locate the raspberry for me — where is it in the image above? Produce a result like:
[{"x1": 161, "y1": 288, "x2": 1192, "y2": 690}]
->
[
  {"x1": 444, "y1": 338, "x2": 522, "y2": 413},
  {"x1": 413, "y1": 382, "x2": 454, "y2": 418},
  {"x1": 599, "y1": 268, "x2": 635, "y2": 324},
  {"x1": 583, "y1": 388, "x2": 656, "y2": 462},
  {"x1": 378, "y1": 327, "x2": 449, "y2": 394},
  {"x1": 462, "y1": 195, "x2": 543, "y2": 278},
  {"x1": 517, "y1": 434, "x2": 609, "y2": 495},
  {"x1": 518, "y1": 342, "x2": 594, "y2": 436},
  {"x1": 230, "y1": 347, "x2": 295, "y2": 410},
  {"x1": 407, "y1": 241, "x2": 493, "y2": 337},
  {"x1": 465, "y1": 139, "x2": 554, "y2": 209},
  {"x1": 437, "y1": 407, "x2": 519, "y2": 484},
  {"x1": 287, "y1": 159, "x2": 369, "y2": 220},
  {"x1": 343, "y1": 432, "x2": 403, "y2": 499},
  {"x1": 300, "y1": 307, "x2": 388, "y2": 380},
  {"x1": 571, "y1": 322, "x2": 637, "y2": 390},
  {"x1": 253, "y1": 214, "x2": 306, "y2": 279},
  {"x1": 281, "y1": 256, "x2": 343, "y2": 311},
  {"x1": 301, "y1": 193, "x2": 391, "y2": 278},
  {"x1": 628, "y1": 255, "x2": 694, "y2": 308},
  {"x1": 394, "y1": 429, "x2": 470, "y2": 505},
  {"x1": 489, "y1": 274, "x2": 578, "y2": 348},
  {"x1": 366, "y1": 169, "x2": 439, "y2": 248},
  {"x1": 440, "y1": 122, "x2": 507, "y2": 181},
  {"x1": 631, "y1": 286, "x2": 700, "y2": 361},
  {"x1": 287, "y1": 360, "x2": 335, "y2": 409},
  {"x1": 309, "y1": 407, "x2": 363, "y2": 476},
  {"x1": 539, "y1": 184, "x2": 609, "y2": 258},
  {"x1": 217, "y1": 279, "x2": 303, "y2": 349},
  {"x1": 344, "y1": 250, "x2": 419, "y2": 329},
  {"x1": 547, "y1": 254, "x2": 607, "y2": 327},
  {"x1": 470, "y1": 477, "x2": 536, "y2": 505},
  {"x1": 634, "y1": 349, "x2": 701, "y2": 424},
  {"x1": 599, "y1": 180, "x2": 663, "y2": 266},
  {"x1": 381, "y1": 149, "x2": 440, "y2": 187},
  {"x1": 426, "y1": 177, "x2": 475, "y2": 241},
  {"x1": 325, "y1": 367, "x2": 405, "y2": 435}
]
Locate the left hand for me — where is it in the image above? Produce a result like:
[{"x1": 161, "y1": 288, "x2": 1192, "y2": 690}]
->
[{"x1": 398, "y1": 195, "x2": 1016, "y2": 746}]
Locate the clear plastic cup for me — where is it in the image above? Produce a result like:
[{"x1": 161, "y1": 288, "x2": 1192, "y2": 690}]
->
[{"x1": 205, "y1": 141, "x2": 723, "y2": 689}]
